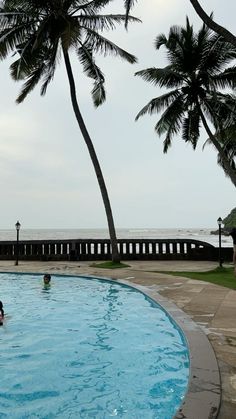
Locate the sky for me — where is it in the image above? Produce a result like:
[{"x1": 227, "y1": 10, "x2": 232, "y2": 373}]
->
[{"x1": 0, "y1": 0, "x2": 235, "y2": 230}]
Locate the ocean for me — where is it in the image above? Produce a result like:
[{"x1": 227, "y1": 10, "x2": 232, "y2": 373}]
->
[{"x1": 0, "y1": 228, "x2": 232, "y2": 247}]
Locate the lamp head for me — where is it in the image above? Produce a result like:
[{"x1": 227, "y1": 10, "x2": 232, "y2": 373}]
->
[
  {"x1": 15, "y1": 221, "x2": 21, "y2": 231},
  {"x1": 217, "y1": 217, "x2": 223, "y2": 226}
]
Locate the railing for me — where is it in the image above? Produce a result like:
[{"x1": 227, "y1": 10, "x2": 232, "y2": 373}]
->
[{"x1": 0, "y1": 238, "x2": 232, "y2": 261}]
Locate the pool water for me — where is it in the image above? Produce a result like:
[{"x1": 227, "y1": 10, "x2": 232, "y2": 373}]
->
[{"x1": 0, "y1": 273, "x2": 189, "y2": 418}]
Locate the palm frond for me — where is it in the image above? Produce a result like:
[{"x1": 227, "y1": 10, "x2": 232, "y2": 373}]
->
[
  {"x1": 70, "y1": 0, "x2": 114, "y2": 15},
  {"x1": 91, "y1": 77, "x2": 106, "y2": 107},
  {"x1": 199, "y1": 33, "x2": 236, "y2": 75},
  {"x1": 78, "y1": 14, "x2": 141, "y2": 32},
  {"x1": 40, "y1": 42, "x2": 60, "y2": 96},
  {"x1": 77, "y1": 41, "x2": 106, "y2": 106},
  {"x1": 124, "y1": 0, "x2": 137, "y2": 28},
  {"x1": 135, "y1": 67, "x2": 183, "y2": 88},
  {"x1": 202, "y1": 93, "x2": 236, "y2": 129},
  {"x1": 10, "y1": 36, "x2": 51, "y2": 81},
  {"x1": 155, "y1": 34, "x2": 167, "y2": 49},
  {"x1": 154, "y1": 96, "x2": 185, "y2": 138},
  {"x1": 210, "y1": 67, "x2": 236, "y2": 89},
  {"x1": 10, "y1": 40, "x2": 36, "y2": 80},
  {"x1": 161, "y1": 106, "x2": 185, "y2": 152},
  {"x1": 135, "y1": 89, "x2": 182, "y2": 120},
  {"x1": 182, "y1": 108, "x2": 200, "y2": 148},
  {"x1": 16, "y1": 64, "x2": 45, "y2": 103},
  {"x1": 0, "y1": 22, "x2": 34, "y2": 59},
  {"x1": 84, "y1": 28, "x2": 137, "y2": 63}
]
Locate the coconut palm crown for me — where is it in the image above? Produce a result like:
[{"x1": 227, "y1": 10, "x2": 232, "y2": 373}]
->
[
  {"x1": 135, "y1": 18, "x2": 236, "y2": 186},
  {"x1": 0, "y1": 0, "x2": 140, "y2": 262},
  {"x1": 0, "y1": 0, "x2": 139, "y2": 104}
]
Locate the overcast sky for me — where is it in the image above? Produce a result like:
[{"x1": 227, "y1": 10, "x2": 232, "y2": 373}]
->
[{"x1": 0, "y1": 0, "x2": 235, "y2": 230}]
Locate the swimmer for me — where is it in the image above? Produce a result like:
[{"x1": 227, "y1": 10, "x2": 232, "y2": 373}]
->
[
  {"x1": 43, "y1": 274, "x2": 51, "y2": 288},
  {"x1": 0, "y1": 301, "x2": 4, "y2": 326}
]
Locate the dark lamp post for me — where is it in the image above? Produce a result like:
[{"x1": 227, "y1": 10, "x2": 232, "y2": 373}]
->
[
  {"x1": 15, "y1": 221, "x2": 21, "y2": 266},
  {"x1": 217, "y1": 217, "x2": 223, "y2": 267}
]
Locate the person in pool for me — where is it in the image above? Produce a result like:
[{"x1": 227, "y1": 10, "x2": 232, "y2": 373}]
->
[
  {"x1": 43, "y1": 274, "x2": 51, "y2": 288},
  {"x1": 0, "y1": 301, "x2": 4, "y2": 326}
]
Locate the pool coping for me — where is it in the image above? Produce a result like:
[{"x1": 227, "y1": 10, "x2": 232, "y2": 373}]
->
[{"x1": 1, "y1": 271, "x2": 221, "y2": 418}]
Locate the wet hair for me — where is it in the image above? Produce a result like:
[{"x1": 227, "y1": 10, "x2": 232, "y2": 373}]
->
[{"x1": 44, "y1": 274, "x2": 51, "y2": 281}]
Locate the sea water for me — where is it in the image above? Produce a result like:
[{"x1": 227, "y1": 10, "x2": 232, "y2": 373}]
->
[
  {"x1": 0, "y1": 273, "x2": 189, "y2": 418},
  {"x1": 0, "y1": 228, "x2": 232, "y2": 247}
]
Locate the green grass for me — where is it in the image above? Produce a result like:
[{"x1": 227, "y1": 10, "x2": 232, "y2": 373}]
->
[
  {"x1": 90, "y1": 261, "x2": 130, "y2": 269},
  {"x1": 156, "y1": 266, "x2": 236, "y2": 290}
]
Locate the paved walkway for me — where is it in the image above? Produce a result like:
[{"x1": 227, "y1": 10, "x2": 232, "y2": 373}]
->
[{"x1": 0, "y1": 260, "x2": 236, "y2": 418}]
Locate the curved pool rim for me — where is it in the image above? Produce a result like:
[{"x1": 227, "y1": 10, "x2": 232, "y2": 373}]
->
[{"x1": 0, "y1": 271, "x2": 221, "y2": 419}]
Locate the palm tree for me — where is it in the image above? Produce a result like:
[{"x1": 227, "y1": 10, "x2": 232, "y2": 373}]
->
[
  {"x1": 0, "y1": 0, "x2": 140, "y2": 262},
  {"x1": 135, "y1": 18, "x2": 236, "y2": 187}
]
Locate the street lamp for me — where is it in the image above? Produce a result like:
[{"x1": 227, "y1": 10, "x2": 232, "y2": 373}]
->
[
  {"x1": 217, "y1": 217, "x2": 223, "y2": 267},
  {"x1": 15, "y1": 221, "x2": 21, "y2": 266}
]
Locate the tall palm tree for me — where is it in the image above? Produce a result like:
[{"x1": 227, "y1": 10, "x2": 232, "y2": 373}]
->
[
  {"x1": 135, "y1": 18, "x2": 236, "y2": 187},
  {"x1": 0, "y1": 0, "x2": 140, "y2": 262}
]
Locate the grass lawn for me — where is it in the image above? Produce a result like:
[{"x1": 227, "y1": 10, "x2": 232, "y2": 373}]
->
[
  {"x1": 156, "y1": 266, "x2": 236, "y2": 290},
  {"x1": 90, "y1": 261, "x2": 130, "y2": 269}
]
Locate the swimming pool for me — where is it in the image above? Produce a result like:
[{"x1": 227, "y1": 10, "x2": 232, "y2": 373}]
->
[{"x1": 0, "y1": 273, "x2": 189, "y2": 418}]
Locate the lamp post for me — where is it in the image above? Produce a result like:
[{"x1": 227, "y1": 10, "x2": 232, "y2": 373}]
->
[
  {"x1": 15, "y1": 221, "x2": 21, "y2": 266},
  {"x1": 217, "y1": 217, "x2": 223, "y2": 268}
]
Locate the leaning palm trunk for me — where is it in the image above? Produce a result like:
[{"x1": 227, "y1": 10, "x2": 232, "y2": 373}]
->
[
  {"x1": 189, "y1": 0, "x2": 236, "y2": 48},
  {"x1": 63, "y1": 50, "x2": 120, "y2": 263},
  {"x1": 199, "y1": 109, "x2": 236, "y2": 187}
]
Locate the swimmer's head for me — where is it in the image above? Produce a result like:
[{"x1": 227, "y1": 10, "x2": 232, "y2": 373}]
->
[
  {"x1": 43, "y1": 274, "x2": 51, "y2": 284},
  {"x1": 0, "y1": 301, "x2": 3, "y2": 309}
]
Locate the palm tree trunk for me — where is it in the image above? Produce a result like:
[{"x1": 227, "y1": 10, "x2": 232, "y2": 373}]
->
[
  {"x1": 189, "y1": 0, "x2": 236, "y2": 47},
  {"x1": 63, "y1": 50, "x2": 120, "y2": 262},
  {"x1": 199, "y1": 109, "x2": 236, "y2": 187}
]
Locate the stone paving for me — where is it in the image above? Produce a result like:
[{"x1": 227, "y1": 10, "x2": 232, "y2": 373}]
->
[{"x1": 0, "y1": 260, "x2": 236, "y2": 418}]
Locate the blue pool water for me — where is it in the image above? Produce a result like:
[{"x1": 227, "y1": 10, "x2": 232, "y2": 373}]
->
[{"x1": 0, "y1": 273, "x2": 189, "y2": 418}]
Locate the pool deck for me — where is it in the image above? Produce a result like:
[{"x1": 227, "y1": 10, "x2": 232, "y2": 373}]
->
[{"x1": 1, "y1": 259, "x2": 236, "y2": 418}]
